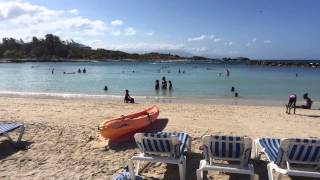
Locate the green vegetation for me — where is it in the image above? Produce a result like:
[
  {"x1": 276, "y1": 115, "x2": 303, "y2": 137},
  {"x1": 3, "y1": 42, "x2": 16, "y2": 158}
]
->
[{"x1": 0, "y1": 34, "x2": 188, "y2": 61}]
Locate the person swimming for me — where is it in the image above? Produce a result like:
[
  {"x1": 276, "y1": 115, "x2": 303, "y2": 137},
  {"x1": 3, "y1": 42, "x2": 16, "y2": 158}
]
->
[
  {"x1": 124, "y1": 89, "x2": 135, "y2": 103},
  {"x1": 155, "y1": 80, "x2": 160, "y2": 90}
]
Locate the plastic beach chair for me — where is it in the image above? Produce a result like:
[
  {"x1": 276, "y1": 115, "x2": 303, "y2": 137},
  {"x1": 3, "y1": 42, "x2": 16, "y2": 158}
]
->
[
  {"x1": 197, "y1": 135, "x2": 255, "y2": 180},
  {"x1": 128, "y1": 132, "x2": 191, "y2": 180},
  {"x1": 0, "y1": 122, "x2": 25, "y2": 145},
  {"x1": 254, "y1": 138, "x2": 320, "y2": 180}
]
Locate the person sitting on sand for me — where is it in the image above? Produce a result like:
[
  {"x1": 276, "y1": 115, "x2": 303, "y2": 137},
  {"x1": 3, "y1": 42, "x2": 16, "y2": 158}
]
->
[
  {"x1": 296, "y1": 94, "x2": 313, "y2": 109},
  {"x1": 155, "y1": 80, "x2": 160, "y2": 91},
  {"x1": 124, "y1": 89, "x2": 135, "y2": 103},
  {"x1": 286, "y1": 94, "x2": 297, "y2": 114}
]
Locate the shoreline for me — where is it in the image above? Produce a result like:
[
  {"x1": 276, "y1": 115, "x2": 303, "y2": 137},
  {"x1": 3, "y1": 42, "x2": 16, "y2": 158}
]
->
[
  {"x1": 1, "y1": 91, "x2": 320, "y2": 109},
  {"x1": 0, "y1": 90, "x2": 294, "y2": 107}
]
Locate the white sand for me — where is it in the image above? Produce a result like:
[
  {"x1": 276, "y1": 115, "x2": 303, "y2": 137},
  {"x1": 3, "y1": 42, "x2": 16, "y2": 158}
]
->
[{"x1": 0, "y1": 97, "x2": 319, "y2": 179}]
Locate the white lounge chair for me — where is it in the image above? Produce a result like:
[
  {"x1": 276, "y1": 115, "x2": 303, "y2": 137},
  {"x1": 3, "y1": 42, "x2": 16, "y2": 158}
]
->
[
  {"x1": 197, "y1": 135, "x2": 255, "y2": 180},
  {"x1": 254, "y1": 138, "x2": 320, "y2": 180},
  {"x1": 128, "y1": 132, "x2": 191, "y2": 180},
  {"x1": 0, "y1": 122, "x2": 25, "y2": 144}
]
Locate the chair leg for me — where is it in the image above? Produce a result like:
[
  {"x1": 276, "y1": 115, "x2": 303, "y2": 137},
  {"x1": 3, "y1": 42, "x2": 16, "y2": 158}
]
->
[
  {"x1": 188, "y1": 137, "x2": 192, "y2": 154},
  {"x1": 196, "y1": 169, "x2": 203, "y2": 180},
  {"x1": 135, "y1": 160, "x2": 141, "y2": 176},
  {"x1": 17, "y1": 125, "x2": 25, "y2": 143},
  {"x1": 128, "y1": 159, "x2": 136, "y2": 180},
  {"x1": 178, "y1": 159, "x2": 186, "y2": 180},
  {"x1": 267, "y1": 163, "x2": 274, "y2": 180}
]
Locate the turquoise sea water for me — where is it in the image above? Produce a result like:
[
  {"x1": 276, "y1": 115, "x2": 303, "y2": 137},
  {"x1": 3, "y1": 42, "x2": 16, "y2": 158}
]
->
[{"x1": 0, "y1": 61, "x2": 319, "y2": 103}]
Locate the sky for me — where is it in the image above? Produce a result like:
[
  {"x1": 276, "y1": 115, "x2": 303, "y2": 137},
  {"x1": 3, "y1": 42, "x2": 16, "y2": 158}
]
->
[{"x1": 0, "y1": 0, "x2": 320, "y2": 59}]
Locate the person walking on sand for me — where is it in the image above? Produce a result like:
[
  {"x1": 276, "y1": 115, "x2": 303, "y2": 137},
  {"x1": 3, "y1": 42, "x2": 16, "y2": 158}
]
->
[{"x1": 286, "y1": 94, "x2": 297, "y2": 114}]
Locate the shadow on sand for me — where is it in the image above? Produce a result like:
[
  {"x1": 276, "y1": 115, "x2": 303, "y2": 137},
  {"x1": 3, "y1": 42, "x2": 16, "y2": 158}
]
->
[
  {"x1": 0, "y1": 140, "x2": 33, "y2": 160},
  {"x1": 295, "y1": 113, "x2": 320, "y2": 118},
  {"x1": 106, "y1": 118, "x2": 168, "y2": 151}
]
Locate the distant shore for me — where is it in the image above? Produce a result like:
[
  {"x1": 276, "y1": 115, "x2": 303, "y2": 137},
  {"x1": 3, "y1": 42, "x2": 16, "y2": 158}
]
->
[{"x1": 1, "y1": 58, "x2": 320, "y2": 68}]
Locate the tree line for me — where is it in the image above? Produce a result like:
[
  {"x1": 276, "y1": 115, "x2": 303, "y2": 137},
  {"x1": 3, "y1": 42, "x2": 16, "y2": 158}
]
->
[{"x1": 0, "y1": 34, "x2": 185, "y2": 61}]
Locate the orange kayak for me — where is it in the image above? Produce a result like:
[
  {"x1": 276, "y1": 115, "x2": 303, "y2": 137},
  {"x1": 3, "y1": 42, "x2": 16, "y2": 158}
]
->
[{"x1": 99, "y1": 105, "x2": 160, "y2": 140}]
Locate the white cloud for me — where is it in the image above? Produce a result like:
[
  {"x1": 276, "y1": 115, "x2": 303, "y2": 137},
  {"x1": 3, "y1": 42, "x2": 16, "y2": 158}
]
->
[
  {"x1": 145, "y1": 32, "x2": 154, "y2": 36},
  {"x1": 102, "y1": 42, "x2": 185, "y2": 52},
  {"x1": 264, "y1": 40, "x2": 272, "y2": 44},
  {"x1": 209, "y1": 34, "x2": 215, "y2": 39},
  {"x1": 187, "y1": 35, "x2": 206, "y2": 41},
  {"x1": 111, "y1": 31, "x2": 121, "y2": 36},
  {"x1": 246, "y1": 42, "x2": 251, "y2": 47},
  {"x1": 213, "y1": 38, "x2": 222, "y2": 42},
  {"x1": 224, "y1": 41, "x2": 233, "y2": 46},
  {"x1": 124, "y1": 27, "x2": 136, "y2": 36},
  {"x1": 252, "y1": 38, "x2": 257, "y2": 43},
  {"x1": 0, "y1": 0, "x2": 108, "y2": 41},
  {"x1": 68, "y1": 9, "x2": 79, "y2": 15},
  {"x1": 110, "y1": 19, "x2": 123, "y2": 26}
]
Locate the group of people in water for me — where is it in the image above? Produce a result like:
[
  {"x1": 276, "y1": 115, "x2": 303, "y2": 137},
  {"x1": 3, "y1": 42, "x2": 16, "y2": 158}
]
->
[
  {"x1": 155, "y1": 76, "x2": 173, "y2": 91},
  {"x1": 61, "y1": 68, "x2": 87, "y2": 74},
  {"x1": 286, "y1": 93, "x2": 313, "y2": 114},
  {"x1": 231, "y1": 86, "x2": 239, "y2": 97}
]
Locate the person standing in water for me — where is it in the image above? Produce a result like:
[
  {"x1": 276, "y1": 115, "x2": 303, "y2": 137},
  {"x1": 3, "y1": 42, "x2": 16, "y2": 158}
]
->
[
  {"x1": 78, "y1": 68, "x2": 81, "y2": 73},
  {"x1": 52, "y1": 68, "x2": 54, "y2": 74},
  {"x1": 226, "y1": 69, "x2": 230, "y2": 77},
  {"x1": 83, "y1": 68, "x2": 86, "y2": 73},
  {"x1": 162, "y1": 76, "x2": 167, "y2": 89},
  {"x1": 168, "y1": 81, "x2": 173, "y2": 90},
  {"x1": 155, "y1": 80, "x2": 160, "y2": 91}
]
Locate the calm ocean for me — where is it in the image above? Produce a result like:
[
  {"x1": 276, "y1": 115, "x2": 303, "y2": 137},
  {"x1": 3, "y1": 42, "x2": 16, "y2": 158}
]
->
[{"x1": 0, "y1": 61, "x2": 319, "y2": 104}]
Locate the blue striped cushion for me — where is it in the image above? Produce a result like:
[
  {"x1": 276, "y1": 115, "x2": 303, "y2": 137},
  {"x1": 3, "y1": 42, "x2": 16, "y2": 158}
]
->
[
  {"x1": 286, "y1": 138, "x2": 320, "y2": 163},
  {"x1": 136, "y1": 132, "x2": 189, "y2": 157},
  {"x1": 258, "y1": 138, "x2": 281, "y2": 162},
  {"x1": 0, "y1": 123, "x2": 22, "y2": 135},
  {"x1": 207, "y1": 135, "x2": 244, "y2": 159}
]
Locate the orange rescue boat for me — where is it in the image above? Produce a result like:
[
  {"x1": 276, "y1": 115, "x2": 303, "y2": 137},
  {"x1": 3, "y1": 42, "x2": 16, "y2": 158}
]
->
[{"x1": 99, "y1": 105, "x2": 160, "y2": 140}]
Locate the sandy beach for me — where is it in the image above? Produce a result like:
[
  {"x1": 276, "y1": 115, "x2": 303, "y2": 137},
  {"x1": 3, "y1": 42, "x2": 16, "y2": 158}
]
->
[{"x1": 0, "y1": 96, "x2": 319, "y2": 180}]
